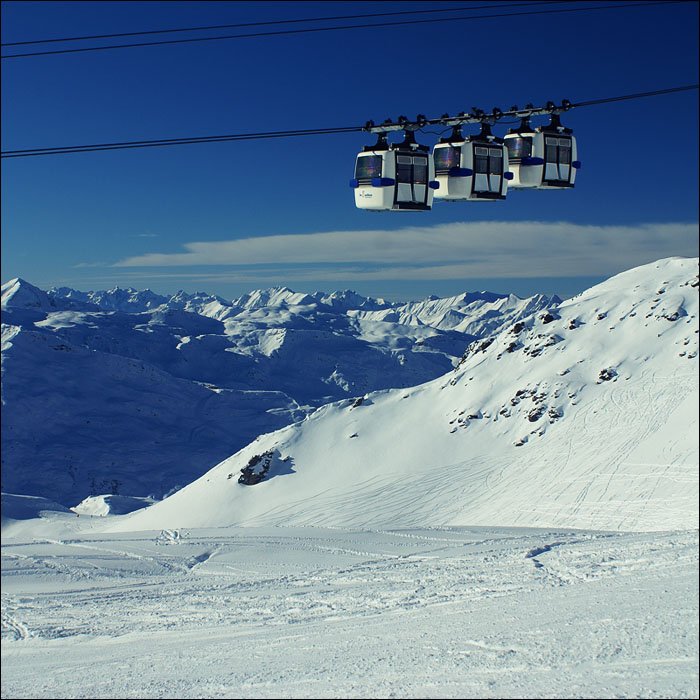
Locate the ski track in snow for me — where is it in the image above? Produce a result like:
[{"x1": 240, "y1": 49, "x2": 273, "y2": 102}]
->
[
  {"x1": 2, "y1": 527, "x2": 698, "y2": 698},
  {"x1": 487, "y1": 366, "x2": 697, "y2": 531}
]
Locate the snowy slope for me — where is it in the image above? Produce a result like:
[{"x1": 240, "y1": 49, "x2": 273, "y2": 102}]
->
[
  {"x1": 1, "y1": 525, "x2": 697, "y2": 699},
  {"x1": 2, "y1": 278, "x2": 554, "y2": 506},
  {"x1": 114, "y1": 257, "x2": 699, "y2": 533}
]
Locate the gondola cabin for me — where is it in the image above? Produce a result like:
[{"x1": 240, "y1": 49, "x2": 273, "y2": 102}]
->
[
  {"x1": 432, "y1": 134, "x2": 512, "y2": 201},
  {"x1": 350, "y1": 133, "x2": 438, "y2": 211},
  {"x1": 504, "y1": 116, "x2": 580, "y2": 189}
]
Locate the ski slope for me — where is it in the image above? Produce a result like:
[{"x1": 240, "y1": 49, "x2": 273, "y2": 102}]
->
[{"x1": 1, "y1": 524, "x2": 697, "y2": 699}]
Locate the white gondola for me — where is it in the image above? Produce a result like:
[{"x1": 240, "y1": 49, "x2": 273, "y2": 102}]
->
[
  {"x1": 504, "y1": 113, "x2": 581, "y2": 189},
  {"x1": 432, "y1": 123, "x2": 512, "y2": 201},
  {"x1": 350, "y1": 131, "x2": 439, "y2": 211}
]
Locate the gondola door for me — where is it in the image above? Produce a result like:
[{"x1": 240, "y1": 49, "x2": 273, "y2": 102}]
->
[
  {"x1": 544, "y1": 136, "x2": 573, "y2": 186},
  {"x1": 473, "y1": 145, "x2": 505, "y2": 196},
  {"x1": 395, "y1": 153, "x2": 429, "y2": 208}
]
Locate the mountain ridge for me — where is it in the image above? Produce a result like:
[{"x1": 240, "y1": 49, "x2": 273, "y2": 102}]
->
[{"x1": 2, "y1": 277, "x2": 556, "y2": 506}]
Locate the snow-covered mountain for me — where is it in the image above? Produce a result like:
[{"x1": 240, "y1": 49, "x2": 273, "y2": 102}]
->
[
  {"x1": 2, "y1": 277, "x2": 554, "y2": 505},
  {"x1": 351, "y1": 289, "x2": 561, "y2": 337},
  {"x1": 3, "y1": 261, "x2": 698, "y2": 700},
  {"x1": 113, "y1": 257, "x2": 699, "y2": 533}
]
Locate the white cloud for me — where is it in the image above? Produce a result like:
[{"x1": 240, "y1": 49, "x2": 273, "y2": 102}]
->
[
  {"x1": 73, "y1": 262, "x2": 110, "y2": 269},
  {"x1": 113, "y1": 221, "x2": 699, "y2": 280}
]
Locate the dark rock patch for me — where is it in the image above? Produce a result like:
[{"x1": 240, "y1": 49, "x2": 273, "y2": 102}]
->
[
  {"x1": 527, "y1": 405, "x2": 547, "y2": 422},
  {"x1": 597, "y1": 368, "x2": 617, "y2": 383},
  {"x1": 238, "y1": 451, "x2": 275, "y2": 485}
]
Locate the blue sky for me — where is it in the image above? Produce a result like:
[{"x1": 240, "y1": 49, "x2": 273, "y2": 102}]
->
[{"x1": 2, "y1": 0, "x2": 698, "y2": 301}]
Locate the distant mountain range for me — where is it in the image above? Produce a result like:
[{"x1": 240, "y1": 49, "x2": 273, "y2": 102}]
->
[
  {"x1": 1, "y1": 277, "x2": 556, "y2": 505},
  {"x1": 110, "y1": 257, "x2": 699, "y2": 534}
]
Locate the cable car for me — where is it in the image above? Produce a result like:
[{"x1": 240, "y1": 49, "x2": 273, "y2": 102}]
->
[
  {"x1": 432, "y1": 122, "x2": 512, "y2": 201},
  {"x1": 504, "y1": 111, "x2": 581, "y2": 189},
  {"x1": 350, "y1": 130, "x2": 439, "y2": 211}
]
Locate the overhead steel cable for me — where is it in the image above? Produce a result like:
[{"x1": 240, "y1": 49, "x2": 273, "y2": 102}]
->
[
  {"x1": 1, "y1": 1, "x2": 691, "y2": 59},
  {"x1": 2, "y1": 126, "x2": 364, "y2": 157},
  {"x1": 397, "y1": 84, "x2": 700, "y2": 129},
  {"x1": 0, "y1": 1, "x2": 569, "y2": 46},
  {"x1": 573, "y1": 85, "x2": 700, "y2": 107},
  {"x1": 2, "y1": 84, "x2": 697, "y2": 159}
]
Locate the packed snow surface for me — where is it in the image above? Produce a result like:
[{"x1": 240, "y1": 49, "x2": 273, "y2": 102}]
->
[{"x1": 1, "y1": 520, "x2": 698, "y2": 699}]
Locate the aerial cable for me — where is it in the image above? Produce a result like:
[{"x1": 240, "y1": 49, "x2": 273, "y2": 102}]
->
[
  {"x1": 573, "y1": 85, "x2": 700, "y2": 107},
  {"x1": 1, "y1": 2, "x2": 569, "y2": 47},
  {"x1": 1, "y1": 1, "x2": 691, "y2": 59},
  {"x1": 363, "y1": 85, "x2": 700, "y2": 133},
  {"x1": 2, "y1": 84, "x2": 697, "y2": 159},
  {"x1": 4, "y1": 125, "x2": 361, "y2": 154},
  {"x1": 1, "y1": 127, "x2": 364, "y2": 158}
]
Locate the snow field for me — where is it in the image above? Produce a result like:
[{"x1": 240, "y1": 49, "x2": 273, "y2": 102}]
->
[{"x1": 2, "y1": 526, "x2": 698, "y2": 699}]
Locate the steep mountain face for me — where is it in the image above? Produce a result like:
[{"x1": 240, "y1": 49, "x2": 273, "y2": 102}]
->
[
  {"x1": 2, "y1": 278, "x2": 555, "y2": 505},
  {"x1": 113, "y1": 257, "x2": 699, "y2": 533}
]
